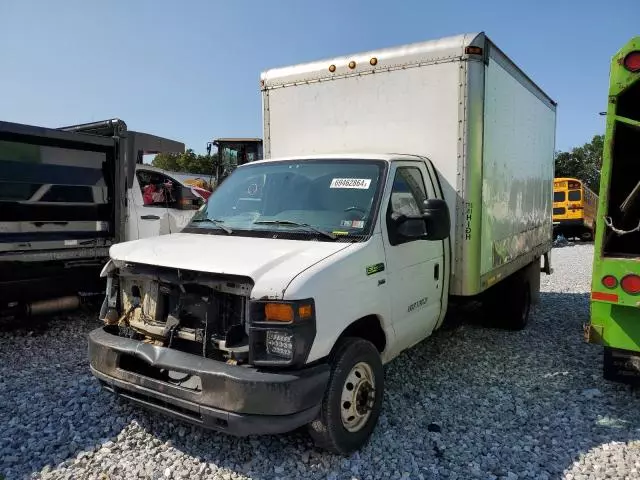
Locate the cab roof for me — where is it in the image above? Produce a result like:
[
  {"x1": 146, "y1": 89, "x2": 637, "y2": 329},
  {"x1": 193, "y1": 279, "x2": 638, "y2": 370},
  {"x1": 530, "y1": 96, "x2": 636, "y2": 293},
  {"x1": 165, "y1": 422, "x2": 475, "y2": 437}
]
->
[{"x1": 242, "y1": 153, "x2": 424, "y2": 167}]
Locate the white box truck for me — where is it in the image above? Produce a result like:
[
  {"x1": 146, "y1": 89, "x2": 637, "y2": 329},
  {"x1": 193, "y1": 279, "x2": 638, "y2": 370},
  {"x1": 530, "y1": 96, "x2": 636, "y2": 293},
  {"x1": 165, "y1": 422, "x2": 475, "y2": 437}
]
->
[{"x1": 88, "y1": 32, "x2": 556, "y2": 453}]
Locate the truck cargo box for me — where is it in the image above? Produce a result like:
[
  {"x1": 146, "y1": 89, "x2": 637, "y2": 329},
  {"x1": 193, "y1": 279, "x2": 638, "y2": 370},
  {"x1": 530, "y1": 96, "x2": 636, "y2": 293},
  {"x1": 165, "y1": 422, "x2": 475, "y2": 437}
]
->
[
  {"x1": 260, "y1": 32, "x2": 556, "y2": 296},
  {"x1": 0, "y1": 119, "x2": 184, "y2": 308}
]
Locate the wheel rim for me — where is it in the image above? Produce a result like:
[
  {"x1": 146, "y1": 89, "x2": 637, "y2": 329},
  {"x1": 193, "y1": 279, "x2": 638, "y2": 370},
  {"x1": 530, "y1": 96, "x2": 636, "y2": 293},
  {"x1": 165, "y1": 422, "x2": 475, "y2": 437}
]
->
[{"x1": 340, "y1": 361, "x2": 376, "y2": 432}]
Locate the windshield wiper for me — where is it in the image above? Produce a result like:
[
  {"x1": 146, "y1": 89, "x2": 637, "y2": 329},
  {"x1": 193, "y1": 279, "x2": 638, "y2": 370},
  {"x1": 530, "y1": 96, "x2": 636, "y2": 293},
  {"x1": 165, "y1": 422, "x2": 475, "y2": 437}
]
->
[
  {"x1": 253, "y1": 219, "x2": 337, "y2": 240},
  {"x1": 190, "y1": 218, "x2": 233, "y2": 234}
]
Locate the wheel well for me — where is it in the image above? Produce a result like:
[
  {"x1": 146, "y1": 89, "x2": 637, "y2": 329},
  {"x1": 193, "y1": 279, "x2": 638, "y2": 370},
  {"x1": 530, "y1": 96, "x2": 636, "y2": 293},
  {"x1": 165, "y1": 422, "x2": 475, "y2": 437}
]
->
[{"x1": 335, "y1": 315, "x2": 386, "y2": 353}]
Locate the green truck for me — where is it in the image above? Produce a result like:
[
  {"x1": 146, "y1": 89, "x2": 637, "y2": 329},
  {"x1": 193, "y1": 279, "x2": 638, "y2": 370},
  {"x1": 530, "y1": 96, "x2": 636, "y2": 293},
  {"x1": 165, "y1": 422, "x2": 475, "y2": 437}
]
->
[{"x1": 587, "y1": 36, "x2": 640, "y2": 382}]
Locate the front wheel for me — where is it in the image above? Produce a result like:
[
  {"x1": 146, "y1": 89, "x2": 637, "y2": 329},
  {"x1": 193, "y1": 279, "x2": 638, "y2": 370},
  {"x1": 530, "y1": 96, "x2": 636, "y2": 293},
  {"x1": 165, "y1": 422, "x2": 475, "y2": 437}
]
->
[{"x1": 308, "y1": 337, "x2": 384, "y2": 454}]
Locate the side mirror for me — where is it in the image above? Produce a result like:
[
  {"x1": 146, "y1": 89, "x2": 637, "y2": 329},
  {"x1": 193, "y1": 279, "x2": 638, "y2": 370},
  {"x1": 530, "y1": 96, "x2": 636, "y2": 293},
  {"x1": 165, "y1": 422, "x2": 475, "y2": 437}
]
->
[
  {"x1": 390, "y1": 211, "x2": 427, "y2": 239},
  {"x1": 176, "y1": 186, "x2": 205, "y2": 210},
  {"x1": 390, "y1": 198, "x2": 450, "y2": 241},
  {"x1": 422, "y1": 198, "x2": 450, "y2": 241}
]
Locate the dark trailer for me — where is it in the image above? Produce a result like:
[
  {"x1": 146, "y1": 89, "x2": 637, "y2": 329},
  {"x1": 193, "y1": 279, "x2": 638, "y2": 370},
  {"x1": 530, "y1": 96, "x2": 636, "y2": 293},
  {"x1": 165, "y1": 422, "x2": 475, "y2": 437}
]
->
[{"x1": 0, "y1": 118, "x2": 183, "y2": 320}]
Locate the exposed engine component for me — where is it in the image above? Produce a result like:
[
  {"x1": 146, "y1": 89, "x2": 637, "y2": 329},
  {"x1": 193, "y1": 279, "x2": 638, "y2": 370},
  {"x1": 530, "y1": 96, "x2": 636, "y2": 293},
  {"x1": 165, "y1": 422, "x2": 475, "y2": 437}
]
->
[{"x1": 106, "y1": 264, "x2": 252, "y2": 363}]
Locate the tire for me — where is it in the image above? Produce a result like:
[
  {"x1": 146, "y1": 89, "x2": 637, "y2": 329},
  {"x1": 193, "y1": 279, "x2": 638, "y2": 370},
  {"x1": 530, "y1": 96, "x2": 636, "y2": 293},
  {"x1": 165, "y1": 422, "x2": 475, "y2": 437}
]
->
[
  {"x1": 308, "y1": 337, "x2": 384, "y2": 454},
  {"x1": 483, "y1": 276, "x2": 531, "y2": 331},
  {"x1": 506, "y1": 278, "x2": 531, "y2": 330}
]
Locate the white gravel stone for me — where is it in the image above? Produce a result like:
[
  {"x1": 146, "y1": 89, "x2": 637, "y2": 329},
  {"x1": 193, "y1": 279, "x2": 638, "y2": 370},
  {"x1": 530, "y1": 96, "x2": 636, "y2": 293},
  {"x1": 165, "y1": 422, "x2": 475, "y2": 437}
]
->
[{"x1": 2, "y1": 243, "x2": 640, "y2": 480}]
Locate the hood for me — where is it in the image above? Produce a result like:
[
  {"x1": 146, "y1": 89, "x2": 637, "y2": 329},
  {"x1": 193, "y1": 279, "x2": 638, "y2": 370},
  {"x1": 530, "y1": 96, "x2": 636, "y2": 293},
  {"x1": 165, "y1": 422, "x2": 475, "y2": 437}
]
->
[{"x1": 109, "y1": 232, "x2": 352, "y2": 299}]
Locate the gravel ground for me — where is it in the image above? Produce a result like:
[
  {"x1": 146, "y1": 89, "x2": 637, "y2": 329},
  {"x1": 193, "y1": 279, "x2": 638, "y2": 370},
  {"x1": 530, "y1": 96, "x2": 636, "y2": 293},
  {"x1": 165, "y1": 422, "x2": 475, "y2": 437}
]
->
[{"x1": 2, "y1": 243, "x2": 640, "y2": 480}]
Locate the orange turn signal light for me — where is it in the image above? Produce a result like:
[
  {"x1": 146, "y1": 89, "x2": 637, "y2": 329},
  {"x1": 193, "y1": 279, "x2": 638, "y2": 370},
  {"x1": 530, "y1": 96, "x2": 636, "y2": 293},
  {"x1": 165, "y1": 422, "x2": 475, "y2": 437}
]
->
[
  {"x1": 264, "y1": 303, "x2": 313, "y2": 322},
  {"x1": 265, "y1": 303, "x2": 294, "y2": 322},
  {"x1": 298, "y1": 304, "x2": 313, "y2": 319},
  {"x1": 465, "y1": 46, "x2": 483, "y2": 56}
]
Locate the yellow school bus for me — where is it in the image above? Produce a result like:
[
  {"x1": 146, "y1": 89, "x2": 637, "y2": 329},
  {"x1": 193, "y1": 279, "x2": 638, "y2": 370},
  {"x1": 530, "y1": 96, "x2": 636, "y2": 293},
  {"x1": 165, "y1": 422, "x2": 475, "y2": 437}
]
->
[{"x1": 553, "y1": 177, "x2": 598, "y2": 240}]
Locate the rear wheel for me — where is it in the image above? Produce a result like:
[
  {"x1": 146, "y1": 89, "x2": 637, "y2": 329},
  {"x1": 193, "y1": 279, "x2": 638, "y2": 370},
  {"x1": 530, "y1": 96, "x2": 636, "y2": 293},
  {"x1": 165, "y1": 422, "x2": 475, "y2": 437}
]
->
[
  {"x1": 507, "y1": 279, "x2": 531, "y2": 330},
  {"x1": 581, "y1": 230, "x2": 593, "y2": 241},
  {"x1": 308, "y1": 337, "x2": 384, "y2": 454},
  {"x1": 483, "y1": 275, "x2": 531, "y2": 330}
]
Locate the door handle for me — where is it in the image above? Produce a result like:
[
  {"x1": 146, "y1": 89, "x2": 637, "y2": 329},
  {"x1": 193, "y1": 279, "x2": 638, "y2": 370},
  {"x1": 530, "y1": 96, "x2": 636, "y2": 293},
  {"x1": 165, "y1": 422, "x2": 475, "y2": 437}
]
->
[
  {"x1": 141, "y1": 215, "x2": 160, "y2": 220},
  {"x1": 434, "y1": 263, "x2": 439, "y2": 281}
]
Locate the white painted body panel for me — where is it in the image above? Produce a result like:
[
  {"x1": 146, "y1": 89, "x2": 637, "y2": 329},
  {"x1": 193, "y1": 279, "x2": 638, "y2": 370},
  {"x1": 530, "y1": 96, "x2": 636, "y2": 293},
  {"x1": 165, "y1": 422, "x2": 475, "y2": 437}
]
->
[
  {"x1": 109, "y1": 228, "x2": 393, "y2": 362},
  {"x1": 262, "y1": 31, "x2": 556, "y2": 296},
  {"x1": 281, "y1": 234, "x2": 396, "y2": 362},
  {"x1": 378, "y1": 161, "x2": 444, "y2": 353},
  {"x1": 263, "y1": 62, "x2": 461, "y2": 238},
  {"x1": 109, "y1": 232, "x2": 353, "y2": 300}
]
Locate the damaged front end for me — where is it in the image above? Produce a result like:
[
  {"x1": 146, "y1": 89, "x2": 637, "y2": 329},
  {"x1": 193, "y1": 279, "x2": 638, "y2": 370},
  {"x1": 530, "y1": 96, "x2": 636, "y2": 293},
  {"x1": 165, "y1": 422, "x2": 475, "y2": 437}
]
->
[
  {"x1": 90, "y1": 260, "x2": 328, "y2": 436},
  {"x1": 100, "y1": 261, "x2": 252, "y2": 365}
]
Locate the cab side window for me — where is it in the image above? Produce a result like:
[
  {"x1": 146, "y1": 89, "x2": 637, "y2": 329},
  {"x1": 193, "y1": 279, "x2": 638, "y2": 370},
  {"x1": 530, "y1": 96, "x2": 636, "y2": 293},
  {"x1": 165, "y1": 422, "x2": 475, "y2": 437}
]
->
[
  {"x1": 137, "y1": 171, "x2": 177, "y2": 207},
  {"x1": 387, "y1": 167, "x2": 428, "y2": 245}
]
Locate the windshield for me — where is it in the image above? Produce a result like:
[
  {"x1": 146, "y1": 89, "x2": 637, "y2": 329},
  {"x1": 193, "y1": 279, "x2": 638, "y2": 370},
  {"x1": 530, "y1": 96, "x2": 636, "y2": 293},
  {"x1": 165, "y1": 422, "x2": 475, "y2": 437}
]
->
[{"x1": 184, "y1": 159, "x2": 386, "y2": 241}]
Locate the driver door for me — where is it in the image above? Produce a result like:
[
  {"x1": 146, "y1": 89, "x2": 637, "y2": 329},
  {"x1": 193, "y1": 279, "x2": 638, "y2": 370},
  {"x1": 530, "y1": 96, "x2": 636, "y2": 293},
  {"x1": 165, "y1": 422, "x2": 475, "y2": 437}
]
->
[{"x1": 382, "y1": 161, "x2": 444, "y2": 350}]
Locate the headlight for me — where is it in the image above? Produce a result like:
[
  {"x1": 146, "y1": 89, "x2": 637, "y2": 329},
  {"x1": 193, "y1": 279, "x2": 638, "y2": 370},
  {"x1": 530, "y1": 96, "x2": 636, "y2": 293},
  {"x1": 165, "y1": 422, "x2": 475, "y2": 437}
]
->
[
  {"x1": 266, "y1": 330, "x2": 294, "y2": 359},
  {"x1": 248, "y1": 299, "x2": 316, "y2": 367}
]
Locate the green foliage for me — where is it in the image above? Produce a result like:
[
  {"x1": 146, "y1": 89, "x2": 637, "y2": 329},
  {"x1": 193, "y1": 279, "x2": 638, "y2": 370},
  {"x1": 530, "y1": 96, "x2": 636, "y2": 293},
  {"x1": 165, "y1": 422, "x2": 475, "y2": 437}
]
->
[
  {"x1": 554, "y1": 135, "x2": 604, "y2": 194},
  {"x1": 151, "y1": 149, "x2": 219, "y2": 176}
]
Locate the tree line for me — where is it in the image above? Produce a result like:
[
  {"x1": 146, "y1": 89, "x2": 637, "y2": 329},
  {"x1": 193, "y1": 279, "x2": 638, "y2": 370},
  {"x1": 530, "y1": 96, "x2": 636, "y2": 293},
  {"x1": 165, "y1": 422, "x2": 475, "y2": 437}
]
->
[
  {"x1": 152, "y1": 135, "x2": 605, "y2": 194},
  {"x1": 554, "y1": 134, "x2": 603, "y2": 194},
  {"x1": 151, "y1": 149, "x2": 220, "y2": 177}
]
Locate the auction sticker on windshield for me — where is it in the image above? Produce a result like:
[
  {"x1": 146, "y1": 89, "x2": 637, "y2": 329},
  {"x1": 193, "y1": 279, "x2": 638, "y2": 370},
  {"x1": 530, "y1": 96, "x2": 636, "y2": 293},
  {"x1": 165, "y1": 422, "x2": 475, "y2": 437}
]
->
[
  {"x1": 330, "y1": 178, "x2": 371, "y2": 189},
  {"x1": 341, "y1": 220, "x2": 365, "y2": 228}
]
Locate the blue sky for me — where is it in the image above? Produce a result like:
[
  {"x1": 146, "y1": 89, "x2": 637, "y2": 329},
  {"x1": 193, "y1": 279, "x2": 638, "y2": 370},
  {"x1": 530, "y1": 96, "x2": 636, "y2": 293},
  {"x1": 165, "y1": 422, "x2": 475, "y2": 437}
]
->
[{"x1": 1, "y1": 0, "x2": 638, "y2": 153}]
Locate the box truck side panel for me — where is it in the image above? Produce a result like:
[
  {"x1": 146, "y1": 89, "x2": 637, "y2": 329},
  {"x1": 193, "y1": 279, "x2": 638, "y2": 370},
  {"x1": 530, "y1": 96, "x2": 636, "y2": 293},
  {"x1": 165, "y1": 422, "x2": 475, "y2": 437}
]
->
[
  {"x1": 479, "y1": 47, "x2": 556, "y2": 285},
  {"x1": 264, "y1": 62, "x2": 462, "y2": 247}
]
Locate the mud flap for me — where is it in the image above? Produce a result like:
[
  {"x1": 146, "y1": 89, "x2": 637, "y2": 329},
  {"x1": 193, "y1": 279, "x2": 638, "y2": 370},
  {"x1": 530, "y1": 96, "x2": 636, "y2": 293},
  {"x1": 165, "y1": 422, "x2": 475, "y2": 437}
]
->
[{"x1": 603, "y1": 347, "x2": 640, "y2": 385}]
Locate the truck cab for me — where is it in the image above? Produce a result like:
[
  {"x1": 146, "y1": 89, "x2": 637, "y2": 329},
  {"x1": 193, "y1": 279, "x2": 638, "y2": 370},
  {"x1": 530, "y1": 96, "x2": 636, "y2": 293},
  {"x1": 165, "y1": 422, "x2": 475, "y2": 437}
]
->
[{"x1": 89, "y1": 153, "x2": 451, "y2": 454}]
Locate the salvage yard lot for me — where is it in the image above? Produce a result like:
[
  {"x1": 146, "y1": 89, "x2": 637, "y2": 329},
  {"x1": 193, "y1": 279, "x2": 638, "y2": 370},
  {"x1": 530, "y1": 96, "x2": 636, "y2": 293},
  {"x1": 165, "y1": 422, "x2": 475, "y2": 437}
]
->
[{"x1": 1, "y1": 243, "x2": 640, "y2": 480}]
